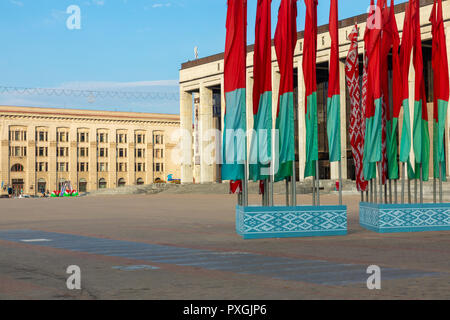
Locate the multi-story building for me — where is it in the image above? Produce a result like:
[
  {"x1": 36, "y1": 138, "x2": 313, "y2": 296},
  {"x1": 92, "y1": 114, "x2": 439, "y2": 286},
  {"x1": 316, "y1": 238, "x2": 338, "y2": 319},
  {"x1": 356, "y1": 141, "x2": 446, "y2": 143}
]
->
[
  {"x1": 0, "y1": 106, "x2": 180, "y2": 196},
  {"x1": 179, "y1": 0, "x2": 450, "y2": 184}
]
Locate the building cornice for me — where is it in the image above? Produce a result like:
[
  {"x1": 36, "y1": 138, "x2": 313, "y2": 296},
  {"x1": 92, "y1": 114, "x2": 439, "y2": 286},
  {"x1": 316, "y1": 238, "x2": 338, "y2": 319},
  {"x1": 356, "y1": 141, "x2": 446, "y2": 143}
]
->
[
  {"x1": 0, "y1": 106, "x2": 180, "y2": 126},
  {"x1": 180, "y1": 0, "x2": 437, "y2": 71}
]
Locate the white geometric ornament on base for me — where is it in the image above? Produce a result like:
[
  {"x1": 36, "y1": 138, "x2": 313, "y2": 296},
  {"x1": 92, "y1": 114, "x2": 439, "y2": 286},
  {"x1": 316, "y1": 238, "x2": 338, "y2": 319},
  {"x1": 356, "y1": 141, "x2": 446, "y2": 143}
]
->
[
  {"x1": 236, "y1": 205, "x2": 348, "y2": 240},
  {"x1": 360, "y1": 202, "x2": 450, "y2": 233}
]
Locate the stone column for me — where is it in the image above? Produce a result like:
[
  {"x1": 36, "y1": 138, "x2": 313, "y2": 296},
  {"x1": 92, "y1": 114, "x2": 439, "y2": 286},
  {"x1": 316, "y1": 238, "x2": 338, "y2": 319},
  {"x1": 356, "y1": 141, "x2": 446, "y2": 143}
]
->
[
  {"x1": 330, "y1": 61, "x2": 348, "y2": 180},
  {"x1": 26, "y1": 125, "x2": 36, "y2": 195},
  {"x1": 0, "y1": 123, "x2": 8, "y2": 193},
  {"x1": 69, "y1": 126, "x2": 78, "y2": 190},
  {"x1": 48, "y1": 125, "x2": 57, "y2": 192},
  {"x1": 109, "y1": 131, "x2": 117, "y2": 189},
  {"x1": 146, "y1": 140, "x2": 154, "y2": 184},
  {"x1": 297, "y1": 58, "x2": 306, "y2": 181},
  {"x1": 128, "y1": 129, "x2": 136, "y2": 185},
  {"x1": 199, "y1": 84, "x2": 214, "y2": 183},
  {"x1": 88, "y1": 128, "x2": 98, "y2": 191},
  {"x1": 180, "y1": 89, "x2": 193, "y2": 184}
]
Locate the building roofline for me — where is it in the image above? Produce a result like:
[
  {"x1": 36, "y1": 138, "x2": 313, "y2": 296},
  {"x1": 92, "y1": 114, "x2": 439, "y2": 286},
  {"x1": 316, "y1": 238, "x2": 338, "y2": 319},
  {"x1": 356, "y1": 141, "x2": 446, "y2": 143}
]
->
[
  {"x1": 0, "y1": 105, "x2": 180, "y2": 122},
  {"x1": 181, "y1": 0, "x2": 433, "y2": 70}
]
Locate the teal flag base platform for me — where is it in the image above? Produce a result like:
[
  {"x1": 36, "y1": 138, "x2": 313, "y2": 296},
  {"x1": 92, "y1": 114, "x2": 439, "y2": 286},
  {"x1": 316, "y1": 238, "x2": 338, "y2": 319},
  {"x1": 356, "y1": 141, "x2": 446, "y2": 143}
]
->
[
  {"x1": 236, "y1": 205, "x2": 347, "y2": 240},
  {"x1": 360, "y1": 202, "x2": 450, "y2": 233}
]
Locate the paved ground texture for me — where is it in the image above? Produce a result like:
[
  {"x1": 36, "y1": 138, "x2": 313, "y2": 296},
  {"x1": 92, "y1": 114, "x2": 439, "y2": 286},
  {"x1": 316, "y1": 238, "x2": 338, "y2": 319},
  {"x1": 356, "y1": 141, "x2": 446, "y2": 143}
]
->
[{"x1": 0, "y1": 193, "x2": 449, "y2": 300}]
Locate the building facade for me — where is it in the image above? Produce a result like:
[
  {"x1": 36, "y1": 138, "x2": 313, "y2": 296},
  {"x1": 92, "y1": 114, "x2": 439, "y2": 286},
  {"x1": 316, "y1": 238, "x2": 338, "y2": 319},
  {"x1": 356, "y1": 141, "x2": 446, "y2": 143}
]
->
[
  {"x1": 179, "y1": 0, "x2": 450, "y2": 184},
  {"x1": 0, "y1": 106, "x2": 180, "y2": 196}
]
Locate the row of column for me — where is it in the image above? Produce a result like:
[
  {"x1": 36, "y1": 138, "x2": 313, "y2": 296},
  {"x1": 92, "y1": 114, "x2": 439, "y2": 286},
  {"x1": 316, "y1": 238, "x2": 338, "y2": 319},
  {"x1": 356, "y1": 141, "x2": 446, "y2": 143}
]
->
[{"x1": 180, "y1": 59, "x2": 349, "y2": 184}]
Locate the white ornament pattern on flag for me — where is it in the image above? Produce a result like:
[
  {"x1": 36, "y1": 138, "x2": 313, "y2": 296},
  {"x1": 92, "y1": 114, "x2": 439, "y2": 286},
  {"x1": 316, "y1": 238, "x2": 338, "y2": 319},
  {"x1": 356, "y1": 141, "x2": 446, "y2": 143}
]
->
[{"x1": 345, "y1": 26, "x2": 368, "y2": 192}]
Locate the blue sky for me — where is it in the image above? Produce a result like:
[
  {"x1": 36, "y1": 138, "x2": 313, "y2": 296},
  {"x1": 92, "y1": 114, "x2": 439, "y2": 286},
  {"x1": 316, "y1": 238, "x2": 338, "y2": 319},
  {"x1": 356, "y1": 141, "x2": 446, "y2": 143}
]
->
[{"x1": 0, "y1": 0, "x2": 407, "y2": 114}]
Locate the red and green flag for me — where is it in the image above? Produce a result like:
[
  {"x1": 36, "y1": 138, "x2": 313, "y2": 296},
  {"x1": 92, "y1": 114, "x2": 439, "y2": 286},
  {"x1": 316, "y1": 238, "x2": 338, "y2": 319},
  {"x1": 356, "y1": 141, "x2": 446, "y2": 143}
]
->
[
  {"x1": 363, "y1": 0, "x2": 383, "y2": 181},
  {"x1": 303, "y1": 0, "x2": 318, "y2": 178},
  {"x1": 411, "y1": 0, "x2": 430, "y2": 181},
  {"x1": 249, "y1": 0, "x2": 272, "y2": 182},
  {"x1": 381, "y1": 0, "x2": 400, "y2": 180},
  {"x1": 399, "y1": 1, "x2": 415, "y2": 179},
  {"x1": 222, "y1": 0, "x2": 247, "y2": 184},
  {"x1": 430, "y1": 0, "x2": 449, "y2": 180},
  {"x1": 327, "y1": 0, "x2": 341, "y2": 163},
  {"x1": 274, "y1": 0, "x2": 297, "y2": 182}
]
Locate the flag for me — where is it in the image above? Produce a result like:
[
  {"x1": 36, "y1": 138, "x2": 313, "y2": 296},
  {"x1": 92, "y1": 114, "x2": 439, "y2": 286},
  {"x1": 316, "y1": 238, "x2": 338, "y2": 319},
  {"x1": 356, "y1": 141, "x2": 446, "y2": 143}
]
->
[
  {"x1": 303, "y1": 0, "x2": 318, "y2": 178},
  {"x1": 249, "y1": 0, "x2": 272, "y2": 182},
  {"x1": 399, "y1": 2, "x2": 415, "y2": 179},
  {"x1": 361, "y1": 44, "x2": 374, "y2": 180},
  {"x1": 222, "y1": 0, "x2": 248, "y2": 184},
  {"x1": 411, "y1": 0, "x2": 430, "y2": 181},
  {"x1": 381, "y1": 0, "x2": 400, "y2": 180},
  {"x1": 346, "y1": 25, "x2": 368, "y2": 192},
  {"x1": 363, "y1": 0, "x2": 382, "y2": 181},
  {"x1": 274, "y1": 0, "x2": 297, "y2": 182},
  {"x1": 327, "y1": 0, "x2": 341, "y2": 163},
  {"x1": 430, "y1": 0, "x2": 449, "y2": 180}
]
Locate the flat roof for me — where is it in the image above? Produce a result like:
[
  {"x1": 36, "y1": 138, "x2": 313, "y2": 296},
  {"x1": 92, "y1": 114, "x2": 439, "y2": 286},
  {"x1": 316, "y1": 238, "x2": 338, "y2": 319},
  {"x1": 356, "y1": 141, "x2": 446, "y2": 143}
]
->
[
  {"x1": 0, "y1": 105, "x2": 180, "y2": 122},
  {"x1": 181, "y1": 0, "x2": 433, "y2": 70}
]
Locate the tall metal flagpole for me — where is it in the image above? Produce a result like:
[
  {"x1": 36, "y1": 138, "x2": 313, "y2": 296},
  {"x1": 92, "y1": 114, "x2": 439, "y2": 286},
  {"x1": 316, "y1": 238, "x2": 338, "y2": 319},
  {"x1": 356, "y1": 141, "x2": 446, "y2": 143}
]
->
[
  {"x1": 420, "y1": 164, "x2": 423, "y2": 204},
  {"x1": 270, "y1": 129, "x2": 277, "y2": 207},
  {"x1": 401, "y1": 162, "x2": 405, "y2": 204},
  {"x1": 312, "y1": 173, "x2": 316, "y2": 205},
  {"x1": 378, "y1": 163, "x2": 383, "y2": 204},
  {"x1": 408, "y1": 176, "x2": 412, "y2": 204},
  {"x1": 285, "y1": 178, "x2": 290, "y2": 206},
  {"x1": 439, "y1": 163, "x2": 443, "y2": 203},
  {"x1": 338, "y1": 160, "x2": 343, "y2": 205},
  {"x1": 372, "y1": 177, "x2": 378, "y2": 203},
  {"x1": 291, "y1": 163, "x2": 297, "y2": 206},
  {"x1": 433, "y1": 175, "x2": 437, "y2": 203},
  {"x1": 384, "y1": 182, "x2": 387, "y2": 204},
  {"x1": 389, "y1": 179, "x2": 392, "y2": 204},
  {"x1": 414, "y1": 176, "x2": 418, "y2": 203},
  {"x1": 394, "y1": 179, "x2": 398, "y2": 204},
  {"x1": 316, "y1": 161, "x2": 320, "y2": 206},
  {"x1": 370, "y1": 179, "x2": 373, "y2": 203},
  {"x1": 244, "y1": 161, "x2": 249, "y2": 207}
]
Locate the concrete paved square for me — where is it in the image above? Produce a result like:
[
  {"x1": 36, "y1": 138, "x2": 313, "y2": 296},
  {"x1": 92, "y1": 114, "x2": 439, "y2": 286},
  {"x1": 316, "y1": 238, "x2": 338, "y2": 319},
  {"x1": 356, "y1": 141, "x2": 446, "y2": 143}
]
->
[{"x1": 0, "y1": 193, "x2": 449, "y2": 299}]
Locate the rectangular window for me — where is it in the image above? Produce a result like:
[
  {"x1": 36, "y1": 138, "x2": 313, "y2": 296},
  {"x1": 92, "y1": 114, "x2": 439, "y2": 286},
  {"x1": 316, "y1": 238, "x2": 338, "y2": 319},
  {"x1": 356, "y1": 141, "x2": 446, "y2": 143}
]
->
[
  {"x1": 58, "y1": 162, "x2": 68, "y2": 172},
  {"x1": 78, "y1": 132, "x2": 87, "y2": 143}
]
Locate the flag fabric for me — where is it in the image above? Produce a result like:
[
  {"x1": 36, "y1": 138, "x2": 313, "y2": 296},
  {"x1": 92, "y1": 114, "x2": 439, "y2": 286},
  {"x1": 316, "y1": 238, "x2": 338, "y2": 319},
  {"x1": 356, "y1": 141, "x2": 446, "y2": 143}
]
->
[
  {"x1": 363, "y1": 0, "x2": 383, "y2": 181},
  {"x1": 222, "y1": 0, "x2": 248, "y2": 184},
  {"x1": 249, "y1": 0, "x2": 272, "y2": 182},
  {"x1": 411, "y1": 0, "x2": 430, "y2": 181},
  {"x1": 274, "y1": 0, "x2": 297, "y2": 182},
  {"x1": 327, "y1": 0, "x2": 341, "y2": 163},
  {"x1": 346, "y1": 25, "x2": 368, "y2": 192},
  {"x1": 230, "y1": 180, "x2": 242, "y2": 194},
  {"x1": 381, "y1": 0, "x2": 400, "y2": 180},
  {"x1": 399, "y1": 1, "x2": 415, "y2": 179},
  {"x1": 430, "y1": 0, "x2": 449, "y2": 181},
  {"x1": 303, "y1": 0, "x2": 319, "y2": 178},
  {"x1": 361, "y1": 47, "x2": 374, "y2": 180}
]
